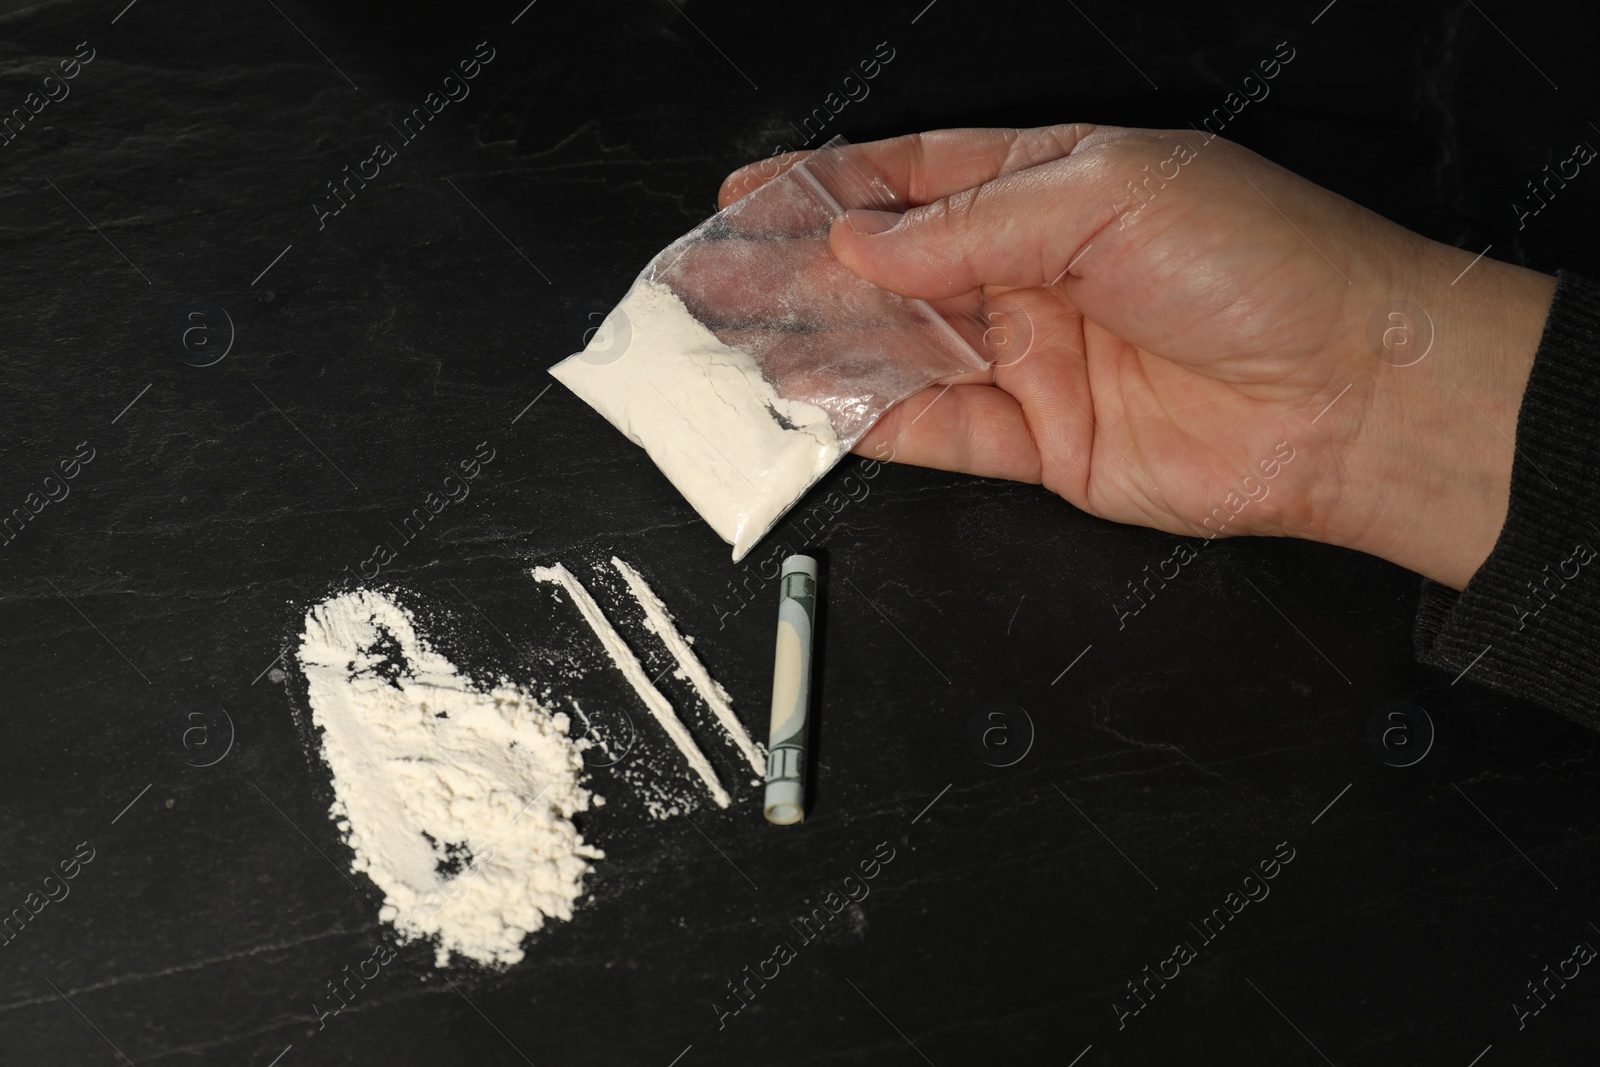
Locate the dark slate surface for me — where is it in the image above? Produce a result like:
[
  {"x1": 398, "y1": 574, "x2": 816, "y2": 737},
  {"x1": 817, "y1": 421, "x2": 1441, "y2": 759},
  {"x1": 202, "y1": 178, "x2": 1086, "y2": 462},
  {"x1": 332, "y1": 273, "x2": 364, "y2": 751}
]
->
[{"x1": 1, "y1": 0, "x2": 1598, "y2": 1064}]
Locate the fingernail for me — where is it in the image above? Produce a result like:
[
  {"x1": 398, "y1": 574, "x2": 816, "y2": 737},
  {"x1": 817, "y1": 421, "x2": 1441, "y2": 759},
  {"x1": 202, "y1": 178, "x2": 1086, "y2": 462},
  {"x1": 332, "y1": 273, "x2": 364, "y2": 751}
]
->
[{"x1": 844, "y1": 209, "x2": 903, "y2": 236}]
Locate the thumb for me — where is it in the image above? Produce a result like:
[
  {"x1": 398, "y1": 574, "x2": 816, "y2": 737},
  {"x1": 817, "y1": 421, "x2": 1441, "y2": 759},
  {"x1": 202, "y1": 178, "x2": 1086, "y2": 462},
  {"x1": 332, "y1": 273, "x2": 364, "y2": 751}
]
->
[{"x1": 828, "y1": 161, "x2": 1119, "y2": 300}]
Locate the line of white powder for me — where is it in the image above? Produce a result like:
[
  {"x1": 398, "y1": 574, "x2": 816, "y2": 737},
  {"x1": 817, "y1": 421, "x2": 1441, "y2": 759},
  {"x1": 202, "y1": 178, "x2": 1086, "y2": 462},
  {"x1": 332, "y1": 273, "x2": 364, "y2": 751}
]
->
[
  {"x1": 610, "y1": 556, "x2": 766, "y2": 777},
  {"x1": 534, "y1": 563, "x2": 731, "y2": 808}
]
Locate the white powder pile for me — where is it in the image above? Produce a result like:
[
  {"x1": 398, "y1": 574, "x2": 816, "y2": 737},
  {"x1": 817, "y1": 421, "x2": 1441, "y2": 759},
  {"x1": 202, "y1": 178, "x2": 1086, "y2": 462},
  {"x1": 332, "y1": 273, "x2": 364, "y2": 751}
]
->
[
  {"x1": 609, "y1": 556, "x2": 766, "y2": 779},
  {"x1": 549, "y1": 278, "x2": 845, "y2": 562},
  {"x1": 534, "y1": 562, "x2": 731, "y2": 808},
  {"x1": 298, "y1": 590, "x2": 603, "y2": 968}
]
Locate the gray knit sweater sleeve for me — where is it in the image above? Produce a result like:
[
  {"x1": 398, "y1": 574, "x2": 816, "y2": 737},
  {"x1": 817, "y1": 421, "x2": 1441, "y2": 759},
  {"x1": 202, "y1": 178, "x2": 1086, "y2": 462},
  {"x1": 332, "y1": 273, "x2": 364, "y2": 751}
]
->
[{"x1": 1414, "y1": 270, "x2": 1600, "y2": 730}]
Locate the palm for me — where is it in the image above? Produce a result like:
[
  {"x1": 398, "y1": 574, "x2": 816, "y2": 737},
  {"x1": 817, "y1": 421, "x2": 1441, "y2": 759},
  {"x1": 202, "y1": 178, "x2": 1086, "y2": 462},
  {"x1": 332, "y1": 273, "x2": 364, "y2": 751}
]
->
[{"x1": 1062, "y1": 307, "x2": 1320, "y2": 539}]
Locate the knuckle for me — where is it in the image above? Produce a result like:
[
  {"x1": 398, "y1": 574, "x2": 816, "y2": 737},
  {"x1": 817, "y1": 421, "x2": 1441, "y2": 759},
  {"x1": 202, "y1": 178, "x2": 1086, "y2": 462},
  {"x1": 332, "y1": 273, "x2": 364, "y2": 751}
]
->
[{"x1": 1009, "y1": 123, "x2": 1094, "y2": 170}]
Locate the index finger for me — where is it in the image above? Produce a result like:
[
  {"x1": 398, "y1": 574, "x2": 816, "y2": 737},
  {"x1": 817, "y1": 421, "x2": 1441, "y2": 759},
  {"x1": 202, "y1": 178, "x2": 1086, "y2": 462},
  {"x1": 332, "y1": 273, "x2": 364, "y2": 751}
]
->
[{"x1": 717, "y1": 124, "x2": 1110, "y2": 212}]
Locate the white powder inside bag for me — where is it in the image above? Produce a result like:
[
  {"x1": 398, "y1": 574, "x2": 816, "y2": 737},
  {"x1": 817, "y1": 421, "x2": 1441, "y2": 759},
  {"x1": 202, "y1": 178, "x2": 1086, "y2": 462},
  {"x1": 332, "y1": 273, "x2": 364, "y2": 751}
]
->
[
  {"x1": 549, "y1": 278, "x2": 845, "y2": 562},
  {"x1": 298, "y1": 590, "x2": 603, "y2": 968}
]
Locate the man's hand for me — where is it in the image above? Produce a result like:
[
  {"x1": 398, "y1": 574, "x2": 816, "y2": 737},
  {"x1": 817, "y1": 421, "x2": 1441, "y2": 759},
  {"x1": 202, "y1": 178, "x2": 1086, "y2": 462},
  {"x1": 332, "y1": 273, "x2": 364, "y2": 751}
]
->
[{"x1": 721, "y1": 125, "x2": 1557, "y2": 589}]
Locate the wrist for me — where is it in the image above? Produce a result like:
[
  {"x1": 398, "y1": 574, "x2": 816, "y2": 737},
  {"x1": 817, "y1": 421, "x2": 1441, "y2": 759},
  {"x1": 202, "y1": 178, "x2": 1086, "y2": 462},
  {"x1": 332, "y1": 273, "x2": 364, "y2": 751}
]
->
[{"x1": 1314, "y1": 241, "x2": 1555, "y2": 589}]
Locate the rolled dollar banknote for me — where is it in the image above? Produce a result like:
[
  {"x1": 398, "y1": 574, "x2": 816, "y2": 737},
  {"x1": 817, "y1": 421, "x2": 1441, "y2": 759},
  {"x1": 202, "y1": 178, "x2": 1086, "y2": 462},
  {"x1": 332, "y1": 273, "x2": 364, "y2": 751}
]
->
[{"x1": 765, "y1": 555, "x2": 818, "y2": 825}]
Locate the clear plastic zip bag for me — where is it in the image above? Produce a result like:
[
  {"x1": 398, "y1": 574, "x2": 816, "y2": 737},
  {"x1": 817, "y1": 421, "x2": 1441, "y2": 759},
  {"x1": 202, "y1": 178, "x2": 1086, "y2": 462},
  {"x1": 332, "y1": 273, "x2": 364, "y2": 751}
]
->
[{"x1": 550, "y1": 136, "x2": 990, "y2": 562}]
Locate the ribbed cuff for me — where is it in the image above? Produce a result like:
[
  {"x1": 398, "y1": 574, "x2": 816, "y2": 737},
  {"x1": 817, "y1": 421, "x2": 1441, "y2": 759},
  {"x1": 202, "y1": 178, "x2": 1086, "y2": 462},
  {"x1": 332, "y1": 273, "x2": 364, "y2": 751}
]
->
[{"x1": 1413, "y1": 270, "x2": 1600, "y2": 731}]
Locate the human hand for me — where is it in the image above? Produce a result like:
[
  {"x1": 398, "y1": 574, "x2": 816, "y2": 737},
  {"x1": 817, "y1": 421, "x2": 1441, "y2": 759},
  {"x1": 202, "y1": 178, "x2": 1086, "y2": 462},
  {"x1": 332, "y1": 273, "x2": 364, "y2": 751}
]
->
[{"x1": 720, "y1": 125, "x2": 1557, "y2": 589}]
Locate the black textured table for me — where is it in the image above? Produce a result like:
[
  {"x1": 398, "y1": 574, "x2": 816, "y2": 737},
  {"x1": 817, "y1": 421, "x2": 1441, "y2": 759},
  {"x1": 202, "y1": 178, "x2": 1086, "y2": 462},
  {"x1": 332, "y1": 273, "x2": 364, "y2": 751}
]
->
[{"x1": 2, "y1": 2, "x2": 1598, "y2": 1064}]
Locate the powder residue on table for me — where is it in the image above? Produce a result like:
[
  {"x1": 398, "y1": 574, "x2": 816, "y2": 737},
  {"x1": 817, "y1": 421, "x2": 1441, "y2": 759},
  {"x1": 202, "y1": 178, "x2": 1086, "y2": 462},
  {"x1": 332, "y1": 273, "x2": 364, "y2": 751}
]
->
[
  {"x1": 534, "y1": 562, "x2": 732, "y2": 808},
  {"x1": 298, "y1": 589, "x2": 603, "y2": 968},
  {"x1": 609, "y1": 556, "x2": 766, "y2": 778}
]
